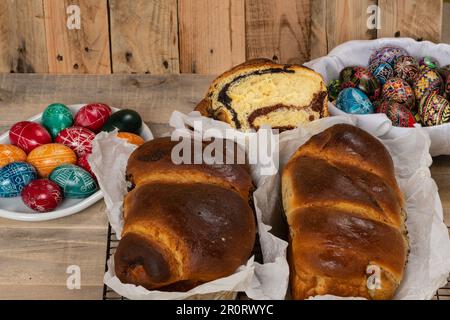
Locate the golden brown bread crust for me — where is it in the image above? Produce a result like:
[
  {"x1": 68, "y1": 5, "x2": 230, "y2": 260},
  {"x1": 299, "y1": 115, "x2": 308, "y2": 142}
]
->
[
  {"x1": 115, "y1": 137, "x2": 256, "y2": 291},
  {"x1": 126, "y1": 137, "x2": 253, "y2": 201},
  {"x1": 195, "y1": 59, "x2": 328, "y2": 131},
  {"x1": 115, "y1": 183, "x2": 255, "y2": 291},
  {"x1": 282, "y1": 124, "x2": 408, "y2": 300}
]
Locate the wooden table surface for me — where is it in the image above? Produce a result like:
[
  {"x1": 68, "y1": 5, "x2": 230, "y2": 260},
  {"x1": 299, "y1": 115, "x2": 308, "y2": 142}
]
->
[{"x1": 0, "y1": 74, "x2": 449, "y2": 300}]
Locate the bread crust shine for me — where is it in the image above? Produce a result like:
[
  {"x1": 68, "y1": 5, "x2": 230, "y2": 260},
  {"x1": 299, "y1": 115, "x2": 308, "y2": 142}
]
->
[
  {"x1": 282, "y1": 124, "x2": 408, "y2": 300},
  {"x1": 115, "y1": 137, "x2": 256, "y2": 291}
]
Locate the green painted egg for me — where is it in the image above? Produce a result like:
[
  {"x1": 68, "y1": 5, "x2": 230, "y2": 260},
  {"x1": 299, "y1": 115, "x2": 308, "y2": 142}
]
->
[
  {"x1": 49, "y1": 164, "x2": 98, "y2": 199},
  {"x1": 102, "y1": 109, "x2": 142, "y2": 134},
  {"x1": 42, "y1": 103, "x2": 74, "y2": 139}
]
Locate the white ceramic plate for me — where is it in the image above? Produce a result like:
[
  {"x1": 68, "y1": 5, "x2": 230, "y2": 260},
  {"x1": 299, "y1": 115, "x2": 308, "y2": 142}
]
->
[{"x1": 0, "y1": 104, "x2": 153, "y2": 222}]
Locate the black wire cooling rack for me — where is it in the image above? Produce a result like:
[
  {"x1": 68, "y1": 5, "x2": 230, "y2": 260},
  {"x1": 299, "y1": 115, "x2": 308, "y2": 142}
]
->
[{"x1": 103, "y1": 225, "x2": 450, "y2": 300}]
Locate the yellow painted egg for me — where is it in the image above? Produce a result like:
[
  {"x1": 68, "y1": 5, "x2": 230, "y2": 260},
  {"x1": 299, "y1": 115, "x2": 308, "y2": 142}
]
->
[
  {"x1": 116, "y1": 132, "x2": 145, "y2": 146},
  {"x1": 27, "y1": 143, "x2": 77, "y2": 177},
  {"x1": 0, "y1": 145, "x2": 27, "y2": 168}
]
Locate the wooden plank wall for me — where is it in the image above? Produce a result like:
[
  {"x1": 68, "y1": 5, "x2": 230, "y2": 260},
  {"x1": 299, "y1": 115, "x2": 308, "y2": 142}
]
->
[{"x1": 0, "y1": 0, "x2": 444, "y2": 75}]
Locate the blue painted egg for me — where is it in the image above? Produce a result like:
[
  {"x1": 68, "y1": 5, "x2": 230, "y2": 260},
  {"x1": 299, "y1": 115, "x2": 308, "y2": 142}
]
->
[
  {"x1": 336, "y1": 88, "x2": 374, "y2": 114},
  {"x1": 49, "y1": 164, "x2": 98, "y2": 199},
  {"x1": 368, "y1": 61, "x2": 394, "y2": 86},
  {"x1": 0, "y1": 162, "x2": 37, "y2": 198}
]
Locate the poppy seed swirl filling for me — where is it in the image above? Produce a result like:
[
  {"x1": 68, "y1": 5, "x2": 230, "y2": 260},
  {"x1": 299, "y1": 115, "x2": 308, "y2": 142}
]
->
[{"x1": 211, "y1": 64, "x2": 328, "y2": 131}]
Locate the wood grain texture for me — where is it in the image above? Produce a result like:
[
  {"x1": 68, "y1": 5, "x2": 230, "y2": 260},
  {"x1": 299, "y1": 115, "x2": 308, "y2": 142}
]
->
[
  {"x1": 310, "y1": 0, "x2": 378, "y2": 57},
  {"x1": 43, "y1": 0, "x2": 111, "y2": 74},
  {"x1": 245, "y1": 0, "x2": 311, "y2": 65},
  {"x1": 0, "y1": 0, "x2": 48, "y2": 73},
  {"x1": 178, "y1": 0, "x2": 246, "y2": 74},
  {"x1": 109, "y1": 0, "x2": 179, "y2": 74},
  {"x1": 378, "y1": 0, "x2": 443, "y2": 42}
]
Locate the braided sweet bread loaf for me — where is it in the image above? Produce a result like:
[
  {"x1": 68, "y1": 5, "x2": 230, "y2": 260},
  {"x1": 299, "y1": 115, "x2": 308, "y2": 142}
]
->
[
  {"x1": 196, "y1": 59, "x2": 328, "y2": 131},
  {"x1": 282, "y1": 124, "x2": 408, "y2": 300},
  {"x1": 114, "y1": 137, "x2": 256, "y2": 291}
]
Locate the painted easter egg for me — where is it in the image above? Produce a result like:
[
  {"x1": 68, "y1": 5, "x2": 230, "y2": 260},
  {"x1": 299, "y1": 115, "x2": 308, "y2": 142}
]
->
[
  {"x1": 327, "y1": 79, "x2": 342, "y2": 102},
  {"x1": 42, "y1": 103, "x2": 74, "y2": 139},
  {"x1": 382, "y1": 78, "x2": 415, "y2": 110},
  {"x1": 394, "y1": 56, "x2": 420, "y2": 84},
  {"x1": 339, "y1": 66, "x2": 381, "y2": 101},
  {"x1": 0, "y1": 145, "x2": 27, "y2": 168},
  {"x1": 419, "y1": 56, "x2": 439, "y2": 70},
  {"x1": 9, "y1": 121, "x2": 52, "y2": 154},
  {"x1": 116, "y1": 132, "x2": 145, "y2": 146},
  {"x1": 413, "y1": 69, "x2": 444, "y2": 102},
  {"x1": 21, "y1": 179, "x2": 62, "y2": 213},
  {"x1": 0, "y1": 162, "x2": 37, "y2": 198},
  {"x1": 376, "y1": 100, "x2": 416, "y2": 128},
  {"x1": 335, "y1": 88, "x2": 374, "y2": 114},
  {"x1": 27, "y1": 144, "x2": 77, "y2": 178},
  {"x1": 76, "y1": 154, "x2": 95, "y2": 179},
  {"x1": 102, "y1": 109, "x2": 142, "y2": 134},
  {"x1": 419, "y1": 92, "x2": 450, "y2": 126},
  {"x1": 74, "y1": 103, "x2": 112, "y2": 132},
  {"x1": 369, "y1": 47, "x2": 408, "y2": 66},
  {"x1": 55, "y1": 127, "x2": 96, "y2": 157},
  {"x1": 49, "y1": 164, "x2": 98, "y2": 199},
  {"x1": 368, "y1": 61, "x2": 394, "y2": 86}
]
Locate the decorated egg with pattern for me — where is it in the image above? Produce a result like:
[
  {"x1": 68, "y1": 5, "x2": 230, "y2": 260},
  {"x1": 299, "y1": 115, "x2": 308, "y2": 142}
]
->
[
  {"x1": 327, "y1": 79, "x2": 342, "y2": 102},
  {"x1": 0, "y1": 145, "x2": 27, "y2": 168},
  {"x1": 419, "y1": 56, "x2": 439, "y2": 70},
  {"x1": 21, "y1": 179, "x2": 62, "y2": 213},
  {"x1": 369, "y1": 47, "x2": 408, "y2": 66},
  {"x1": 376, "y1": 100, "x2": 416, "y2": 128},
  {"x1": 419, "y1": 92, "x2": 450, "y2": 126},
  {"x1": 339, "y1": 66, "x2": 380, "y2": 101},
  {"x1": 76, "y1": 154, "x2": 95, "y2": 179},
  {"x1": 55, "y1": 127, "x2": 96, "y2": 157},
  {"x1": 382, "y1": 78, "x2": 415, "y2": 110},
  {"x1": 74, "y1": 103, "x2": 112, "y2": 132},
  {"x1": 9, "y1": 121, "x2": 52, "y2": 154},
  {"x1": 42, "y1": 103, "x2": 74, "y2": 139},
  {"x1": 394, "y1": 56, "x2": 420, "y2": 84},
  {"x1": 413, "y1": 69, "x2": 444, "y2": 102},
  {"x1": 336, "y1": 88, "x2": 374, "y2": 114},
  {"x1": 27, "y1": 144, "x2": 77, "y2": 178},
  {"x1": 116, "y1": 132, "x2": 145, "y2": 146},
  {"x1": 49, "y1": 164, "x2": 98, "y2": 199},
  {"x1": 368, "y1": 61, "x2": 394, "y2": 86},
  {"x1": 0, "y1": 162, "x2": 37, "y2": 198}
]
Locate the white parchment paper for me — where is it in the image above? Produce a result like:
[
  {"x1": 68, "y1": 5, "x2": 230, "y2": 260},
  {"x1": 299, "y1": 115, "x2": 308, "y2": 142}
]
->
[{"x1": 304, "y1": 38, "x2": 450, "y2": 156}]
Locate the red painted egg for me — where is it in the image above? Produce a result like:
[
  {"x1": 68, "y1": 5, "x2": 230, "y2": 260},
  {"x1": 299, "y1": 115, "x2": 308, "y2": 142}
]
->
[
  {"x1": 55, "y1": 127, "x2": 96, "y2": 157},
  {"x1": 376, "y1": 100, "x2": 416, "y2": 128},
  {"x1": 21, "y1": 179, "x2": 63, "y2": 213},
  {"x1": 76, "y1": 154, "x2": 96, "y2": 179},
  {"x1": 74, "y1": 103, "x2": 112, "y2": 132},
  {"x1": 9, "y1": 121, "x2": 52, "y2": 154}
]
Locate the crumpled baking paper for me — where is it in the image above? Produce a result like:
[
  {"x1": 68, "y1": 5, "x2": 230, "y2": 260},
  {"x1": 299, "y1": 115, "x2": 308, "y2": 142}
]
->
[{"x1": 304, "y1": 37, "x2": 450, "y2": 156}]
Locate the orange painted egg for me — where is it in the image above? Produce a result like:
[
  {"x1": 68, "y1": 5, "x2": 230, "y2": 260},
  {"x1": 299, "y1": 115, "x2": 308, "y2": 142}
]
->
[
  {"x1": 0, "y1": 145, "x2": 27, "y2": 168},
  {"x1": 27, "y1": 144, "x2": 77, "y2": 177},
  {"x1": 116, "y1": 132, "x2": 145, "y2": 146}
]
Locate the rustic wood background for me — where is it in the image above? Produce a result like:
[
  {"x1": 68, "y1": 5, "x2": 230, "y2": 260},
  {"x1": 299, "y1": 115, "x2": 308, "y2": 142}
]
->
[{"x1": 0, "y1": 0, "x2": 446, "y2": 75}]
